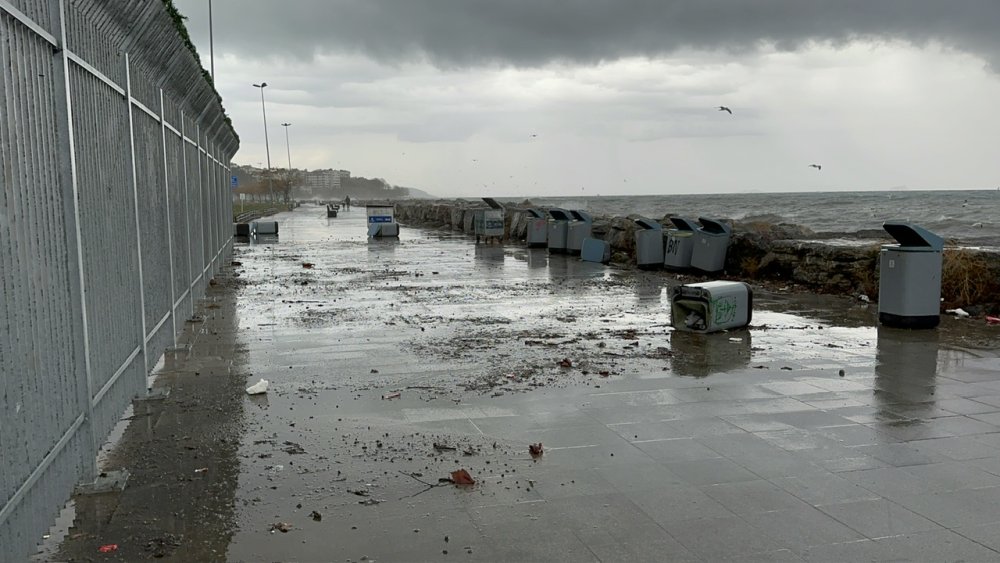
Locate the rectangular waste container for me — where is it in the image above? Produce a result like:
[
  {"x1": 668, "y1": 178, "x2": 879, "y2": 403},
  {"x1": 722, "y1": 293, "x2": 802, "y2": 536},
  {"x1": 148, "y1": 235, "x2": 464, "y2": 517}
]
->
[
  {"x1": 547, "y1": 208, "x2": 571, "y2": 253},
  {"x1": 474, "y1": 208, "x2": 504, "y2": 243},
  {"x1": 581, "y1": 238, "x2": 611, "y2": 264},
  {"x1": 367, "y1": 204, "x2": 399, "y2": 238},
  {"x1": 664, "y1": 217, "x2": 698, "y2": 270},
  {"x1": 566, "y1": 210, "x2": 593, "y2": 256},
  {"x1": 634, "y1": 217, "x2": 664, "y2": 270},
  {"x1": 525, "y1": 208, "x2": 548, "y2": 247},
  {"x1": 878, "y1": 221, "x2": 944, "y2": 329},
  {"x1": 690, "y1": 217, "x2": 732, "y2": 273},
  {"x1": 671, "y1": 281, "x2": 753, "y2": 333},
  {"x1": 252, "y1": 221, "x2": 278, "y2": 236}
]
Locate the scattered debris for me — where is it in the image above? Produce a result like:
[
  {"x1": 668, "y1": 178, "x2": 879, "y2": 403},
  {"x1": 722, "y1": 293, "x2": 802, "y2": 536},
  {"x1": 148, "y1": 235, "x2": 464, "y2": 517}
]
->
[
  {"x1": 529, "y1": 443, "x2": 544, "y2": 458},
  {"x1": 270, "y1": 522, "x2": 292, "y2": 533},
  {"x1": 462, "y1": 446, "x2": 478, "y2": 456},
  {"x1": 310, "y1": 511, "x2": 322, "y2": 521},
  {"x1": 946, "y1": 308, "x2": 970, "y2": 318},
  {"x1": 449, "y1": 469, "x2": 475, "y2": 485},
  {"x1": 558, "y1": 358, "x2": 573, "y2": 368},
  {"x1": 598, "y1": 370, "x2": 610, "y2": 377},
  {"x1": 282, "y1": 441, "x2": 306, "y2": 455},
  {"x1": 382, "y1": 391, "x2": 401, "y2": 400},
  {"x1": 370, "y1": 369, "x2": 380, "y2": 374},
  {"x1": 433, "y1": 443, "x2": 457, "y2": 451},
  {"x1": 988, "y1": 316, "x2": 1000, "y2": 325},
  {"x1": 349, "y1": 489, "x2": 370, "y2": 497},
  {"x1": 194, "y1": 467, "x2": 208, "y2": 474},
  {"x1": 858, "y1": 294, "x2": 870, "y2": 303},
  {"x1": 245, "y1": 379, "x2": 269, "y2": 395},
  {"x1": 144, "y1": 534, "x2": 181, "y2": 558},
  {"x1": 838, "y1": 369, "x2": 846, "y2": 377},
  {"x1": 98, "y1": 544, "x2": 118, "y2": 553},
  {"x1": 358, "y1": 498, "x2": 381, "y2": 506},
  {"x1": 302, "y1": 262, "x2": 314, "y2": 269}
]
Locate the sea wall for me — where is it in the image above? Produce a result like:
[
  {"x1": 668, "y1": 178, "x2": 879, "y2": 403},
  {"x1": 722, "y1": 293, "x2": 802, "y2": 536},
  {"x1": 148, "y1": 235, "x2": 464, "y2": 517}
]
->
[{"x1": 394, "y1": 200, "x2": 1000, "y2": 313}]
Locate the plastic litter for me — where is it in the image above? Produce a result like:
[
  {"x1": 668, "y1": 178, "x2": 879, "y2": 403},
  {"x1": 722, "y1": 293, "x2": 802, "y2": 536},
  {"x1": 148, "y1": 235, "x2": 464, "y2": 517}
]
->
[
  {"x1": 98, "y1": 544, "x2": 118, "y2": 553},
  {"x1": 946, "y1": 308, "x2": 970, "y2": 318},
  {"x1": 245, "y1": 379, "x2": 269, "y2": 395},
  {"x1": 987, "y1": 316, "x2": 1000, "y2": 325},
  {"x1": 450, "y1": 469, "x2": 475, "y2": 485},
  {"x1": 684, "y1": 312, "x2": 706, "y2": 331},
  {"x1": 529, "y1": 443, "x2": 544, "y2": 458}
]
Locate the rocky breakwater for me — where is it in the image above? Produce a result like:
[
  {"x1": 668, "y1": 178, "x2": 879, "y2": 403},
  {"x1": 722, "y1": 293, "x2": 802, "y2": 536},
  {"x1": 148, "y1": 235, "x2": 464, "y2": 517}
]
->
[{"x1": 394, "y1": 201, "x2": 1000, "y2": 314}]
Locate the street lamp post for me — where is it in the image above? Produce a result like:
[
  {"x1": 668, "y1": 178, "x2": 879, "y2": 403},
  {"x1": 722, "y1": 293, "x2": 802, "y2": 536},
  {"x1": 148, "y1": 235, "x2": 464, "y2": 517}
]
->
[
  {"x1": 281, "y1": 122, "x2": 292, "y2": 203},
  {"x1": 252, "y1": 82, "x2": 273, "y2": 201}
]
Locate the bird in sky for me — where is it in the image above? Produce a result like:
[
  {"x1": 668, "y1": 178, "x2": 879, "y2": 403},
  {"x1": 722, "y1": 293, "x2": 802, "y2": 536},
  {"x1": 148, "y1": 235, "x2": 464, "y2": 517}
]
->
[
  {"x1": 718, "y1": 106, "x2": 732, "y2": 114},
  {"x1": 808, "y1": 164, "x2": 822, "y2": 170},
  {"x1": 530, "y1": 134, "x2": 538, "y2": 137}
]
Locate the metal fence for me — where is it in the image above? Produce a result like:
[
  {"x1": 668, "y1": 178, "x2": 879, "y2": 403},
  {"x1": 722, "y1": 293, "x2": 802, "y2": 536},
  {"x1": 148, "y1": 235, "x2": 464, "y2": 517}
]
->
[{"x1": 0, "y1": 0, "x2": 239, "y2": 559}]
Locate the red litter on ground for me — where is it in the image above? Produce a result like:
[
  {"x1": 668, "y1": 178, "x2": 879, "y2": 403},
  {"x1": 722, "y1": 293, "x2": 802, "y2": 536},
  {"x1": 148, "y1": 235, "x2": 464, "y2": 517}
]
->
[
  {"x1": 987, "y1": 316, "x2": 1000, "y2": 325},
  {"x1": 98, "y1": 544, "x2": 118, "y2": 553},
  {"x1": 450, "y1": 469, "x2": 475, "y2": 485}
]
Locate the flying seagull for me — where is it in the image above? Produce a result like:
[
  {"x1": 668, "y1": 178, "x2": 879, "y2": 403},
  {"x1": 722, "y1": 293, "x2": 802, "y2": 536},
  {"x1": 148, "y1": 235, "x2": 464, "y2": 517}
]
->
[
  {"x1": 808, "y1": 164, "x2": 822, "y2": 170},
  {"x1": 718, "y1": 106, "x2": 732, "y2": 114}
]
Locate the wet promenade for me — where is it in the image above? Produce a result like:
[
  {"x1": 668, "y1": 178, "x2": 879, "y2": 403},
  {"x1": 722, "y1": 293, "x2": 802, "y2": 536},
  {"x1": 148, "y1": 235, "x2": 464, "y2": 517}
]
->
[{"x1": 57, "y1": 204, "x2": 1000, "y2": 562}]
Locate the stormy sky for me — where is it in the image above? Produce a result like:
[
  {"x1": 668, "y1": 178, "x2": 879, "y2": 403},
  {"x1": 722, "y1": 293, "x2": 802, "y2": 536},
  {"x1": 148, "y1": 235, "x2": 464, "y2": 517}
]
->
[{"x1": 176, "y1": 0, "x2": 1000, "y2": 196}]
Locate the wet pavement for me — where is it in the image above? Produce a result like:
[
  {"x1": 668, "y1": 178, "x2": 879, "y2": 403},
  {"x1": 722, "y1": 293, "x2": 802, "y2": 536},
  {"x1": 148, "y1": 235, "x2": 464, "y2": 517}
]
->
[{"x1": 55, "y1": 205, "x2": 1000, "y2": 562}]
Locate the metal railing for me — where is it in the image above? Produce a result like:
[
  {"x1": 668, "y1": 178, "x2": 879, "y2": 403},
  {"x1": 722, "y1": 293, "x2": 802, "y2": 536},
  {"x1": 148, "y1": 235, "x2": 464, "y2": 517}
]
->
[{"x1": 0, "y1": 1, "x2": 239, "y2": 560}]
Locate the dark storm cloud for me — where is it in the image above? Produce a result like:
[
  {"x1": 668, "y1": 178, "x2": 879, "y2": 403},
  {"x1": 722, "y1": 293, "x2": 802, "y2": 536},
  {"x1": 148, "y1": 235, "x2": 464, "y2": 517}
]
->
[{"x1": 198, "y1": 0, "x2": 1000, "y2": 67}]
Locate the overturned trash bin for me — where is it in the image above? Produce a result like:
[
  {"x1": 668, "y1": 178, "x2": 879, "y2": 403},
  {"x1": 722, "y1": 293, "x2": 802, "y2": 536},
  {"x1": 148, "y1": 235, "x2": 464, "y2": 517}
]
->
[
  {"x1": 878, "y1": 221, "x2": 944, "y2": 329},
  {"x1": 252, "y1": 221, "x2": 278, "y2": 236},
  {"x1": 690, "y1": 217, "x2": 732, "y2": 274},
  {"x1": 474, "y1": 198, "x2": 505, "y2": 244},
  {"x1": 234, "y1": 223, "x2": 251, "y2": 237},
  {"x1": 566, "y1": 210, "x2": 593, "y2": 256},
  {"x1": 367, "y1": 204, "x2": 400, "y2": 238},
  {"x1": 547, "y1": 208, "x2": 571, "y2": 253},
  {"x1": 580, "y1": 238, "x2": 611, "y2": 264},
  {"x1": 664, "y1": 217, "x2": 699, "y2": 271},
  {"x1": 524, "y1": 208, "x2": 548, "y2": 248},
  {"x1": 671, "y1": 281, "x2": 753, "y2": 333},
  {"x1": 634, "y1": 217, "x2": 664, "y2": 270}
]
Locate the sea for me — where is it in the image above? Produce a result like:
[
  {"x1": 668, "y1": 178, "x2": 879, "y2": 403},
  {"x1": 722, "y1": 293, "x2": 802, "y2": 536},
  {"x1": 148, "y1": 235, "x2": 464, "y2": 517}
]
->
[{"x1": 513, "y1": 189, "x2": 1000, "y2": 249}]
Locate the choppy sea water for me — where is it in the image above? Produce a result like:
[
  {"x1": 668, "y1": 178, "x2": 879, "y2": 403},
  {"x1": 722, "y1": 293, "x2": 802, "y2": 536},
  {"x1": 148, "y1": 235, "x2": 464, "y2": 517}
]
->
[{"x1": 517, "y1": 189, "x2": 1000, "y2": 248}]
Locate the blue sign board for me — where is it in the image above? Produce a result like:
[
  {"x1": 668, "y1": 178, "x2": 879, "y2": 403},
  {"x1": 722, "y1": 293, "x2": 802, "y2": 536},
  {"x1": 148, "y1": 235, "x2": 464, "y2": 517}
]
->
[
  {"x1": 368, "y1": 216, "x2": 393, "y2": 223},
  {"x1": 230, "y1": 175, "x2": 239, "y2": 189}
]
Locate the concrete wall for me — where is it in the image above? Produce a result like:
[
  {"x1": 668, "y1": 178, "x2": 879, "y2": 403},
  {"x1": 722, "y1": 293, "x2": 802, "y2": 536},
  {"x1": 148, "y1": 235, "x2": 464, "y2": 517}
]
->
[{"x1": 0, "y1": 1, "x2": 238, "y2": 560}]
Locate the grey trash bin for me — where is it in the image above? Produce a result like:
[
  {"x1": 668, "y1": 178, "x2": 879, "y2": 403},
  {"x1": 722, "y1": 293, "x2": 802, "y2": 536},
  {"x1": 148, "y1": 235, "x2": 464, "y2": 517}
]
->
[
  {"x1": 671, "y1": 281, "x2": 753, "y2": 333},
  {"x1": 581, "y1": 238, "x2": 611, "y2": 264},
  {"x1": 664, "y1": 217, "x2": 699, "y2": 270},
  {"x1": 474, "y1": 208, "x2": 504, "y2": 244},
  {"x1": 367, "y1": 204, "x2": 399, "y2": 238},
  {"x1": 252, "y1": 221, "x2": 278, "y2": 236},
  {"x1": 690, "y1": 217, "x2": 732, "y2": 273},
  {"x1": 547, "y1": 208, "x2": 571, "y2": 253},
  {"x1": 878, "y1": 221, "x2": 944, "y2": 329},
  {"x1": 525, "y1": 208, "x2": 547, "y2": 247},
  {"x1": 634, "y1": 217, "x2": 664, "y2": 270},
  {"x1": 566, "y1": 210, "x2": 593, "y2": 256}
]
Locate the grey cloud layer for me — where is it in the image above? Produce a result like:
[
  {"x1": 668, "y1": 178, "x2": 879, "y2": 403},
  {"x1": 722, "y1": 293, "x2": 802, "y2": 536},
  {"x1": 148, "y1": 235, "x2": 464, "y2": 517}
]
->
[{"x1": 197, "y1": 0, "x2": 999, "y2": 67}]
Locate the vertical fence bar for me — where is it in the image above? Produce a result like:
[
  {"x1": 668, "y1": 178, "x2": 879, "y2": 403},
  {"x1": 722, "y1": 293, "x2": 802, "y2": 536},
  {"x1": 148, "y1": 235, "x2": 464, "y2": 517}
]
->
[
  {"x1": 50, "y1": 0, "x2": 96, "y2": 482},
  {"x1": 159, "y1": 89, "x2": 177, "y2": 343},
  {"x1": 124, "y1": 53, "x2": 148, "y2": 373}
]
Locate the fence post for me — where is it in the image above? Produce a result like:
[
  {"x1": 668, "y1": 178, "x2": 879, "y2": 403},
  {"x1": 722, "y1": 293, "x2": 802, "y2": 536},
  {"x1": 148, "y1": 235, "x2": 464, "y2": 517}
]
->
[
  {"x1": 160, "y1": 89, "x2": 177, "y2": 344},
  {"x1": 124, "y1": 53, "x2": 149, "y2": 375},
  {"x1": 49, "y1": 0, "x2": 97, "y2": 481},
  {"x1": 180, "y1": 111, "x2": 194, "y2": 317}
]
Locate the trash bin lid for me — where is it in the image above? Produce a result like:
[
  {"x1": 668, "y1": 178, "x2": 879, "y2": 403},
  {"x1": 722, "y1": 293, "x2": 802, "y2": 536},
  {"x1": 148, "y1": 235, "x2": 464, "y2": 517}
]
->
[
  {"x1": 549, "y1": 208, "x2": 571, "y2": 221},
  {"x1": 634, "y1": 217, "x2": 663, "y2": 231},
  {"x1": 482, "y1": 197, "x2": 504, "y2": 210},
  {"x1": 569, "y1": 210, "x2": 593, "y2": 223},
  {"x1": 697, "y1": 217, "x2": 731, "y2": 235},
  {"x1": 669, "y1": 217, "x2": 699, "y2": 231},
  {"x1": 525, "y1": 208, "x2": 546, "y2": 219},
  {"x1": 882, "y1": 221, "x2": 944, "y2": 251}
]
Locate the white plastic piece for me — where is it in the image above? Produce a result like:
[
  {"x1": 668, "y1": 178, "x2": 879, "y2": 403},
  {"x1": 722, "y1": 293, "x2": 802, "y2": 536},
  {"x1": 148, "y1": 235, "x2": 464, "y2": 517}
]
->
[
  {"x1": 946, "y1": 308, "x2": 970, "y2": 318},
  {"x1": 246, "y1": 378, "x2": 269, "y2": 395}
]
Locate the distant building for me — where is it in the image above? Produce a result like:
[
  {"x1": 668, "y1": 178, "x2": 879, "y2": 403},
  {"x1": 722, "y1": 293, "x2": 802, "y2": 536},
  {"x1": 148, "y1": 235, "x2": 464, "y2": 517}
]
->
[{"x1": 302, "y1": 169, "x2": 350, "y2": 192}]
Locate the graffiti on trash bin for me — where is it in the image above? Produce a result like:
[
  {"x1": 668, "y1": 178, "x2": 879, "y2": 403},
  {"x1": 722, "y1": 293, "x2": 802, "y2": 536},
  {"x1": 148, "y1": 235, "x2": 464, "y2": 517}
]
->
[{"x1": 711, "y1": 296, "x2": 738, "y2": 325}]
